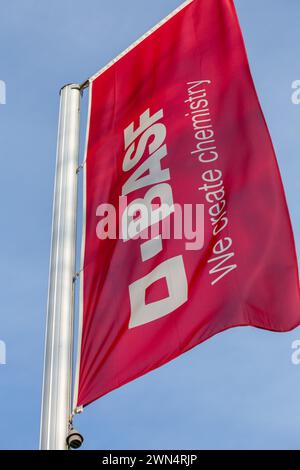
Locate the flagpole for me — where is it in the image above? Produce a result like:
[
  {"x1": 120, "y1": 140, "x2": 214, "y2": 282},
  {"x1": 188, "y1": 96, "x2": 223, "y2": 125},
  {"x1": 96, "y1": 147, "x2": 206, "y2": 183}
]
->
[{"x1": 40, "y1": 84, "x2": 81, "y2": 450}]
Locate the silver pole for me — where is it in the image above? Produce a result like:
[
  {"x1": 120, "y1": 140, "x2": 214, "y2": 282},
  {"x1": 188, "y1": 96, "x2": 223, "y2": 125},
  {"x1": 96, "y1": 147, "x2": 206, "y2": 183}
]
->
[{"x1": 40, "y1": 84, "x2": 81, "y2": 450}]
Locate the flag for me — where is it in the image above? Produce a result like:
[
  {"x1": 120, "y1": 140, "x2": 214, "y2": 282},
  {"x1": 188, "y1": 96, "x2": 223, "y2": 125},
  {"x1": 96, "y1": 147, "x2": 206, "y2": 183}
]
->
[{"x1": 74, "y1": 0, "x2": 300, "y2": 408}]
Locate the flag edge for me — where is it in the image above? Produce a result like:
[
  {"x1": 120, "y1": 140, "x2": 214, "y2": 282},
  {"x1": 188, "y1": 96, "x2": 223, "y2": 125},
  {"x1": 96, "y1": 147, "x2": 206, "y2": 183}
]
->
[{"x1": 88, "y1": 0, "x2": 194, "y2": 83}]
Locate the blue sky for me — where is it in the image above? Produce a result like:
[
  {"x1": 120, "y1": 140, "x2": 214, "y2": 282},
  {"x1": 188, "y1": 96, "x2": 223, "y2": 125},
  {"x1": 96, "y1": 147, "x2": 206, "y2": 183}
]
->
[{"x1": 0, "y1": 0, "x2": 299, "y2": 450}]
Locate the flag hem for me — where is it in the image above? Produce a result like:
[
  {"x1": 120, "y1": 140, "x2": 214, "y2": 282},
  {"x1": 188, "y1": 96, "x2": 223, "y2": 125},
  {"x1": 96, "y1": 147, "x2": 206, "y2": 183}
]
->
[{"x1": 72, "y1": 81, "x2": 93, "y2": 412}]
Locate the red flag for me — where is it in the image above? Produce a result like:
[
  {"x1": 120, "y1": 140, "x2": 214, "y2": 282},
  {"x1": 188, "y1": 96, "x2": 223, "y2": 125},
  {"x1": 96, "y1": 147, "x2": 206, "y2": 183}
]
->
[{"x1": 75, "y1": 0, "x2": 300, "y2": 408}]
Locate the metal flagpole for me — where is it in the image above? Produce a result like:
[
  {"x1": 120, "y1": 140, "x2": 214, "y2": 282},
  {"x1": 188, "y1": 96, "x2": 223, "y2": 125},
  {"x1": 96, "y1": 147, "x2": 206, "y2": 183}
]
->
[{"x1": 40, "y1": 84, "x2": 81, "y2": 450}]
